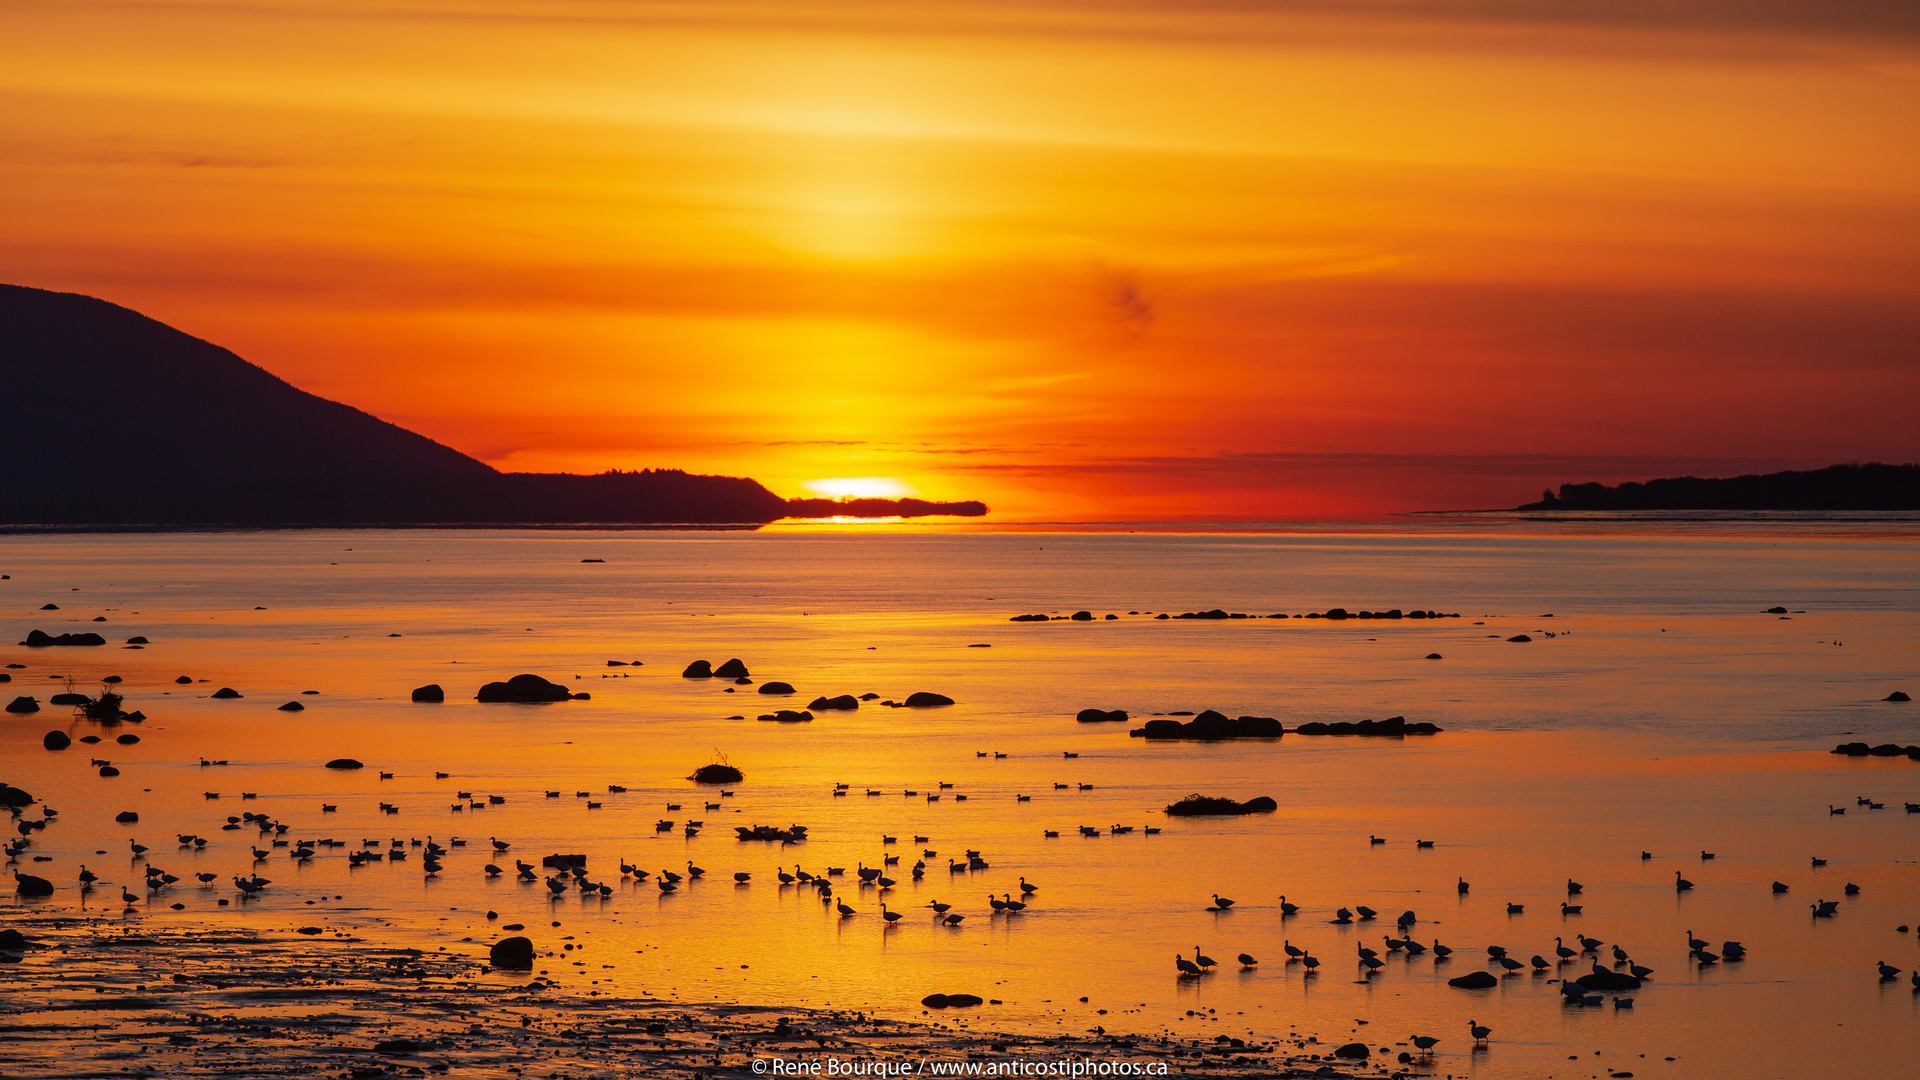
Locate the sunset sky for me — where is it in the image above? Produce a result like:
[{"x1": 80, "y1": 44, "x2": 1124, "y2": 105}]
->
[{"x1": 5, "y1": 0, "x2": 1918, "y2": 518}]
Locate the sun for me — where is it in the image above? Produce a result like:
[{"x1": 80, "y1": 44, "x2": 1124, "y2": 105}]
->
[{"x1": 801, "y1": 477, "x2": 918, "y2": 500}]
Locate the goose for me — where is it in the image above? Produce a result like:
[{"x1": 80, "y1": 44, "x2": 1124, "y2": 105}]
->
[
  {"x1": 777, "y1": 869, "x2": 796, "y2": 885},
  {"x1": 1486, "y1": 945, "x2": 1508, "y2": 960},
  {"x1": 882, "y1": 853, "x2": 900, "y2": 866},
  {"x1": 661, "y1": 869, "x2": 683, "y2": 884},
  {"x1": 1694, "y1": 949, "x2": 1719, "y2": 965},
  {"x1": 1467, "y1": 1020, "x2": 1491, "y2": 1045},
  {"x1": 949, "y1": 860, "x2": 967, "y2": 875},
  {"x1": 1566, "y1": 878, "x2": 1582, "y2": 894},
  {"x1": 1415, "y1": 839, "x2": 1434, "y2": 848},
  {"x1": 1212, "y1": 893, "x2": 1235, "y2": 909},
  {"x1": 1721, "y1": 941, "x2": 1746, "y2": 960},
  {"x1": 1812, "y1": 899, "x2": 1839, "y2": 917},
  {"x1": 1505, "y1": 903, "x2": 1524, "y2": 914},
  {"x1": 1811, "y1": 856, "x2": 1827, "y2": 868},
  {"x1": 128, "y1": 839, "x2": 148, "y2": 857},
  {"x1": 1175, "y1": 954, "x2": 1202, "y2": 976},
  {"x1": 879, "y1": 904, "x2": 903, "y2": 925},
  {"x1": 658, "y1": 879, "x2": 677, "y2": 893},
  {"x1": 1403, "y1": 938, "x2": 1428, "y2": 956},
  {"x1": 1002, "y1": 893, "x2": 1026, "y2": 912},
  {"x1": 484, "y1": 864, "x2": 502, "y2": 877},
  {"x1": 1410, "y1": 1035, "x2": 1440, "y2": 1058},
  {"x1": 1397, "y1": 910, "x2": 1417, "y2": 928},
  {"x1": 1332, "y1": 907, "x2": 1353, "y2": 924},
  {"x1": 1356, "y1": 905, "x2": 1378, "y2": 920},
  {"x1": 927, "y1": 900, "x2": 952, "y2": 914},
  {"x1": 1555, "y1": 937, "x2": 1576, "y2": 960},
  {"x1": 1384, "y1": 936, "x2": 1405, "y2": 952},
  {"x1": 734, "y1": 872, "x2": 751, "y2": 883},
  {"x1": 1278, "y1": 896, "x2": 1299, "y2": 916},
  {"x1": 837, "y1": 900, "x2": 856, "y2": 917},
  {"x1": 1579, "y1": 935, "x2": 1603, "y2": 952},
  {"x1": 1282, "y1": 940, "x2": 1305, "y2": 959},
  {"x1": 1498, "y1": 956, "x2": 1523, "y2": 973},
  {"x1": 1456, "y1": 877, "x2": 1469, "y2": 894},
  {"x1": 1675, "y1": 871, "x2": 1694, "y2": 891},
  {"x1": 1369, "y1": 835, "x2": 1386, "y2": 845},
  {"x1": 686, "y1": 861, "x2": 705, "y2": 878},
  {"x1": 1878, "y1": 961, "x2": 1902, "y2": 980},
  {"x1": 1612, "y1": 944, "x2": 1629, "y2": 963},
  {"x1": 1356, "y1": 942, "x2": 1379, "y2": 960},
  {"x1": 195, "y1": 872, "x2": 218, "y2": 884},
  {"x1": 121, "y1": 887, "x2": 141, "y2": 904},
  {"x1": 1301, "y1": 954, "x2": 1320, "y2": 972},
  {"x1": 1641, "y1": 851, "x2": 1652, "y2": 860},
  {"x1": 1020, "y1": 877, "x2": 1038, "y2": 895},
  {"x1": 1700, "y1": 850, "x2": 1715, "y2": 860},
  {"x1": 546, "y1": 877, "x2": 569, "y2": 895},
  {"x1": 1361, "y1": 955, "x2": 1384, "y2": 973},
  {"x1": 1531, "y1": 955, "x2": 1550, "y2": 970},
  {"x1": 1629, "y1": 960, "x2": 1654, "y2": 979},
  {"x1": 1844, "y1": 882, "x2": 1860, "y2": 896},
  {"x1": 1237, "y1": 953, "x2": 1257, "y2": 968},
  {"x1": 942, "y1": 914, "x2": 965, "y2": 925},
  {"x1": 1561, "y1": 902, "x2": 1583, "y2": 915},
  {"x1": 988, "y1": 895, "x2": 1007, "y2": 912},
  {"x1": 252, "y1": 848, "x2": 270, "y2": 860},
  {"x1": 490, "y1": 837, "x2": 510, "y2": 853},
  {"x1": 1772, "y1": 881, "x2": 1790, "y2": 893},
  {"x1": 1431, "y1": 940, "x2": 1452, "y2": 959},
  {"x1": 78, "y1": 866, "x2": 98, "y2": 885},
  {"x1": 1194, "y1": 947, "x2": 1217, "y2": 969}
]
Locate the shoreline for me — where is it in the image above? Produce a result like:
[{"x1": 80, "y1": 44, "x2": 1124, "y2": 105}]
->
[{"x1": 0, "y1": 915, "x2": 1374, "y2": 1080}]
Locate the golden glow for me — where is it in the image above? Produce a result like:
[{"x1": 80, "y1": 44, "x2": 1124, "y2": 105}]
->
[
  {"x1": 3, "y1": 1, "x2": 1917, "y2": 517},
  {"x1": 801, "y1": 478, "x2": 919, "y2": 500}
]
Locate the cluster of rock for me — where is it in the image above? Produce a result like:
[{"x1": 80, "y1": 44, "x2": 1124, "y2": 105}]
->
[
  {"x1": 683, "y1": 658, "x2": 752, "y2": 679},
  {"x1": 1012, "y1": 607, "x2": 1463, "y2": 621},
  {"x1": 1119, "y1": 709, "x2": 1441, "y2": 739},
  {"x1": 1164, "y1": 794, "x2": 1278, "y2": 816},
  {"x1": 920, "y1": 994, "x2": 985, "y2": 1008},
  {"x1": 808, "y1": 694, "x2": 860, "y2": 710},
  {"x1": 20, "y1": 629, "x2": 107, "y2": 646},
  {"x1": 758, "y1": 711, "x2": 813, "y2": 723},
  {"x1": 1133, "y1": 712, "x2": 1284, "y2": 740},
  {"x1": 735, "y1": 824, "x2": 808, "y2": 842},
  {"x1": 1833, "y1": 742, "x2": 1920, "y2": 761},
  {"x1": 690, "y1": 763, "x2": 744, "y2": 784},
  {"x1": 475, "y1": 674, "x2": 587, "y2": 702}
]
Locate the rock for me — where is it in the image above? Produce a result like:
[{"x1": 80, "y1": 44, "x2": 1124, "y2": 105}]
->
[
  {"x1": 1070, "y1": 611, "x2": 1094, "y2": 621},
  {"x1": 1332, "y1": 1043, "x2": 1370, "y2": 1060},
  {"x1": 690, "y1": 763, "x2": 745, "y2": 784},
  {"x1": 1507, "y1": 634, "x2": 1532, "y2": 642},
  {"x1": 23, "y1": 630, "x2": 107, "y2": 647},
  {"x1": 1832, "y1": 742, "x2": 1870, "y2": 756},
  {"x1": 49, "y1": 693, "x2": 88, "y2": 705},
  {"x1": 475, "y1": 674, "x2": 572, "y2": 702},
  {"x1": 1007, "y1": 614, "x2": 1049, "y2": 622},
  {"x1": 374, "y1": 1039, "x2": 422, "y2": 1054},
  {"x1": 1164, "y1": 794, "x2": 1277, "y2": 816},
  {"x1": 115, "y1": 733, "x2": 140, "y2": 745},
  {"x1": 79, "y1": 735, "x2": 101, "y2": 743},
  {"x1": 40, "y1": 604, "x2": 58, "y2": 611},
  {"x1": 211, "y1": 687, "x2": 243, "y2": 699},
  {"x1": 115, "y1": 811, "x2": 139, "y2": 823},
  {"x1": 922, "y1": 993, "x2": 984, "y2": 1008},
  {"x1": 0, "y1": 929, "x2": 27, "y2": 949},
  {"x1": 6, "y1": 697, "x2": 39, "y2": 714},
  {"x1": 1766, "y1": 606, "x2": 1788, "y2": 614},
  {"x1": 43, "y1": 730, "x2": 71, "y2": 751},
  {"x1": 0, "y1": 784, "x2": 34, "y2": 807},
  {"x1": 489, "y1": 936, "x2": 535, "y2": 968},
  {"x1": 1449, "y1": 970, "x2": 1499, "y2": 989},
  {"x1": 1576, "y1": 970, "x2": 1642, "y2": 992},
  {"x1": 125, "y1": 636, "x2": 149, "y2": 644},
  {"x1": 325, "y1": 758, "x2": 365, "y2": 769},
  {"x1": 12, "y1": 874, "x2": 53, "y2": 897},
  {"x1": 278, "y1": 701, "x2": 304, "y2": 712},
  {"x1": 1076, "y1": 708, "x2": 1128, "y2": 723},
  {"x1": 0, "y1": 674, "x2": 7, "y2": 683},
  {"x1": 905, "y1": 692, "x2": 955, "y2": 708},
  {"x1": 758, "y1": 682, "x2": 796, "y2": 695},
  {"x1": 682, "y1": 660, "x2": 713, "y2": 679},
  {"x1": 714, "y1": 659, "x2": 750, "y2": 678},
  {"x1": 1425, "y1": 653, "x2": 1443, "y2": 659},
  {"x1": 758, "y1": 711, "x2": 814, "y2": 723},
  {"x1": 1888, "y1": 691, "x2": 1911, "y2": 702},
  {"x1": 1289, "y1": 715, "x2": 1442, "y2": 737},
  {"x1": 1869, "y1": 743, "x2": 1905, "y2": 756},
  {"x1": 807, "y1": 695, "x2": 859, "y2": 711},
  {"x1": 98, "y1": 766, "x2": 120, "y2": 777},
  {"x1": 411, "y1": 684, "x2": 445, "y2": 703},
  {"x1": 175, "y1": 676, "x2": 193, "y2": 684},
  {"x1": 296, "y1": 926, "x2": 323, "y2": 935}
]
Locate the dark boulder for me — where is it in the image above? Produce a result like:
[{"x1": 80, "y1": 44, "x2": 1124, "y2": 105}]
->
[
  {"x1": 714, "y1": 659, "x2": 750, "y2": 678},
  {"x1": 13, "y1": 874, "x2": 53, "y2": 898},
  {"x1": 1425, "y1": 653, "x2": 1443, "y2": 659},
  {"x1": 0, "y1": 673, "x2": 7, "y2": 683},
  {"x1": 0, "y1": 785, "x2": 34, "y2": 807},
  {"x1": 411, "y1": 684, "x2": 445, "y2": 703},
  {"x1": 116, "y1": 811, "x2": 139, "y2": 823},
  {"x1": 43, "y1": 730, "x2": 71, "y2": 751},
  {"x1": 23, "y1": 630, "x2": 107, "y2": 647},
  {"x1": 115, "y1": 733, "x2": 140, "y2": 745},
  {"x1": 97, "y1": 765, "x2": 120, "y2": 777},
  {"x1": 1832, "y1": 742, "x2": 1870, "y2": 756},
  {"x1": 49, "y1": 693, "x2": 88, "y2": 705},
  {"x1": 476, "y1": 674, "x2": 572, "y2": 703},
  {"x1": 1076, "y1": 708, "x2": 1128, "y2": 723},
  {"x1": 125, "y1": 636, "x2": 149, "y2": 644},
  {"x1": 1507, "y1": 634, "x2": 1532, "y2": 642},
  {"x1": 758, "y1": 682, "x2": 796, "y2": 695},
  {"x1": 1332, "y1": 1043, "x2": 1370, "y2": 1060},
  {"x1": 278, "y1": 701, "x2": 304, "y2": 712},
  {"x1": 1164, "y1": 794, "x2": 1277, "y2": 816},
  {"x1": 489, "y1": 936, "x2": 535, "y2": 968},
  {"x1": 1888, "y1": 691, "x2": 1911, "y2": 702},
  {"x1": 175, "y1": 676, "x2": 193, "y2": 684},
  {"x1": 691, "y1": 763, "x2": 745, "y2": 784},
  {"x1": 325, "y1": 758, "x2": 365, "y2": 770},
  {"x1": 211, "y1": 687, "x2": 243, "y2": 699},
  {"x1": 1290, "y1": 715, "x2": 1442, "y2": 737},
  {"x1": 807, "y1": 695, "x2": 859, "y2": 711},
  {"x1": 374, "y1": 1040, "x2": 422, "y2": 1054},
  {"x1": 1070, "y1": 611, "x2": 1094, "y2": 621},
  {"x1": 0, "y1": 929, "x2": 28, "y2": 949},
  {"x1": 79, "y1": 735, "x2": 101, "y2": 743},
  {"x1": 921, "y1": 993, "x2": 984, "y2": 1008},
  {"x1": 1008, "y1": 614, "x2": 1049, "y2": 622},
  {"x1": 1869, "y1": 743, "x2": 1905, "y2": 756},
  {"x1": 1576, "y1": 970, "x2": 1642, "y2": 992},
  {"x1": 6, "y1": 697, "x2": 39, "y2": 714},
  {"x1": 1449, "y1": 971, "x2": 1499, "y2": 989},
  {"x1": 905, "y1": 692, "x2": 955, "y2": 708},
  {"x1": 1765, "y1": 606, "x2": 1788, "y2": 614},
  {"x1": 682, "y1": 660, "x2": 713, "y2": 679},
  {"x1": 1133, "y1": 711, "x2": 1283, "y2": 740},
  {"x1": 758, "y1": 711, "x2": 814, "y2": 723}
]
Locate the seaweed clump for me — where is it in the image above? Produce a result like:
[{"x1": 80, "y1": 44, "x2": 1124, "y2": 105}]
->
[{"x1": 1164, "y1": 794, "x2": 1277, "y2": 817}]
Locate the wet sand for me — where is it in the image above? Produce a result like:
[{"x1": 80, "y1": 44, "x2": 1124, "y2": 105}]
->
[{"x1": 0, "y1": 917, "x2": 1381, "y2": 1080}]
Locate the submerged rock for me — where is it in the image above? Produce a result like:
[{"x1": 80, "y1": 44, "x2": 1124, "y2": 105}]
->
[
  {"x1": 42, "y1": 730, "x2": 71, "y2": 751},
  {"x1": 1332, "y1": 1043, "x2": 1370, "y2": 1060},
  {"x1": 115, "y1": 733, "x2": 140, "y2": 745},
  {"x1": 325, "y1": 758, "x2": 365, "y2": 770},
  {"x1": 921, "y1": 993, "x2": 984, "y2": 1008},
  {"x1": 1449, "y1": 970, "x2": 1499, "y2": 989},
  {"x1": 5, "y1": 697, "x2": 39, "y2": 714},
  {"x1": 22, "y1": 630, "x2": 107, "y2": 647},
  {"x1": 905, "y1": 692, "x2": 955, "y2": 708},
  {"x1": 1133, "y1": 711, "x2": 1283, "y2": 740},
  {"x1": 277, "y1": 701, "x2": 304, "y2": 712},
  {"x1": 690, "y1": 763, "x2": 745, "y2": 784},
  {"x1": 475, "y1": 674, "x2": 575, "y2": 703},
  {"x1": 1576, "y1": 969, "x2": 1642, "y2": 992},
  {"x1": 489, "y1": 936, "x2": 535, "y2": 968},
  {"x1": 1076, "y1": 708, "x2": 1128, "y2": 723},
  {"x1": 1290, "y1": 715, "x2": 1442, "y2": 737},
  {"x1": 411, "y1": 684, "x2": 445, "y2": 703},
  {"x1": 758, "y1": 711, "x2": 814, "y2": 723},
  {"x1": 12, "y1": 873, "x2": 53, "y2": 898},
  {"x1": 115, "y1": 810, "x2": 139, "y2": 823},
  {"x1": 1507, "y1": 634, "x2": 1532, "y2": 642},
  {"x1": 757, "y1": 682, "x2": 796, "y2": 695},
  {"x1": 807, "y1": 695, "x2": 859, "y2": 711},
  {"x1": 682, "y1": 660, "x2": 713, "y2": 679},
  {"x1": 211, "y1": 687, "x2": 243, "y2": 699},
  {"x1": 0, "y1": 784, "x2": 34, "y2": 807},
  {"x1": 49, "y1": 693, "x2": 89, "y2": 705},
  {"x1": 714, "y1": 658, "x2": 750, "y2": 678},
  {"x1": 1164, "y1": 794, "x2": 1277, "y2": 816},
  {"x1": 1888, "y1": 691, "x2": 1911, "y2": 702}
]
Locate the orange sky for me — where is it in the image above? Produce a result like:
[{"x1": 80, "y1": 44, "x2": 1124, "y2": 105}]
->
[{"x1": 5, "y1": 0, "x2": 1918, "y2": 518}]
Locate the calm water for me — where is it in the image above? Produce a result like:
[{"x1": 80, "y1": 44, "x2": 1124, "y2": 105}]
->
[{"x1": 3, "y1": 526, "x2": 1918, "y2": 1078}]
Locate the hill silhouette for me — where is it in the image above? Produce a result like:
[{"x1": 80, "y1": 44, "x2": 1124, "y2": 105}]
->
[
  {"x1": 1, "y1": 284, "x2": 984, "y2": 525},
  {"x1": 1520, "y1": 463, "x2": 1920, "y2": 511}
]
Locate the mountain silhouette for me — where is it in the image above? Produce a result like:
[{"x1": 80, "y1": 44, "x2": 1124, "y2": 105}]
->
[
  {"x1": 1520, "y1": 463, "x2": 1919, "y2": 511},
  {"x1": 1, "y1": 284, "x2": 983, "y2": 525}
]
